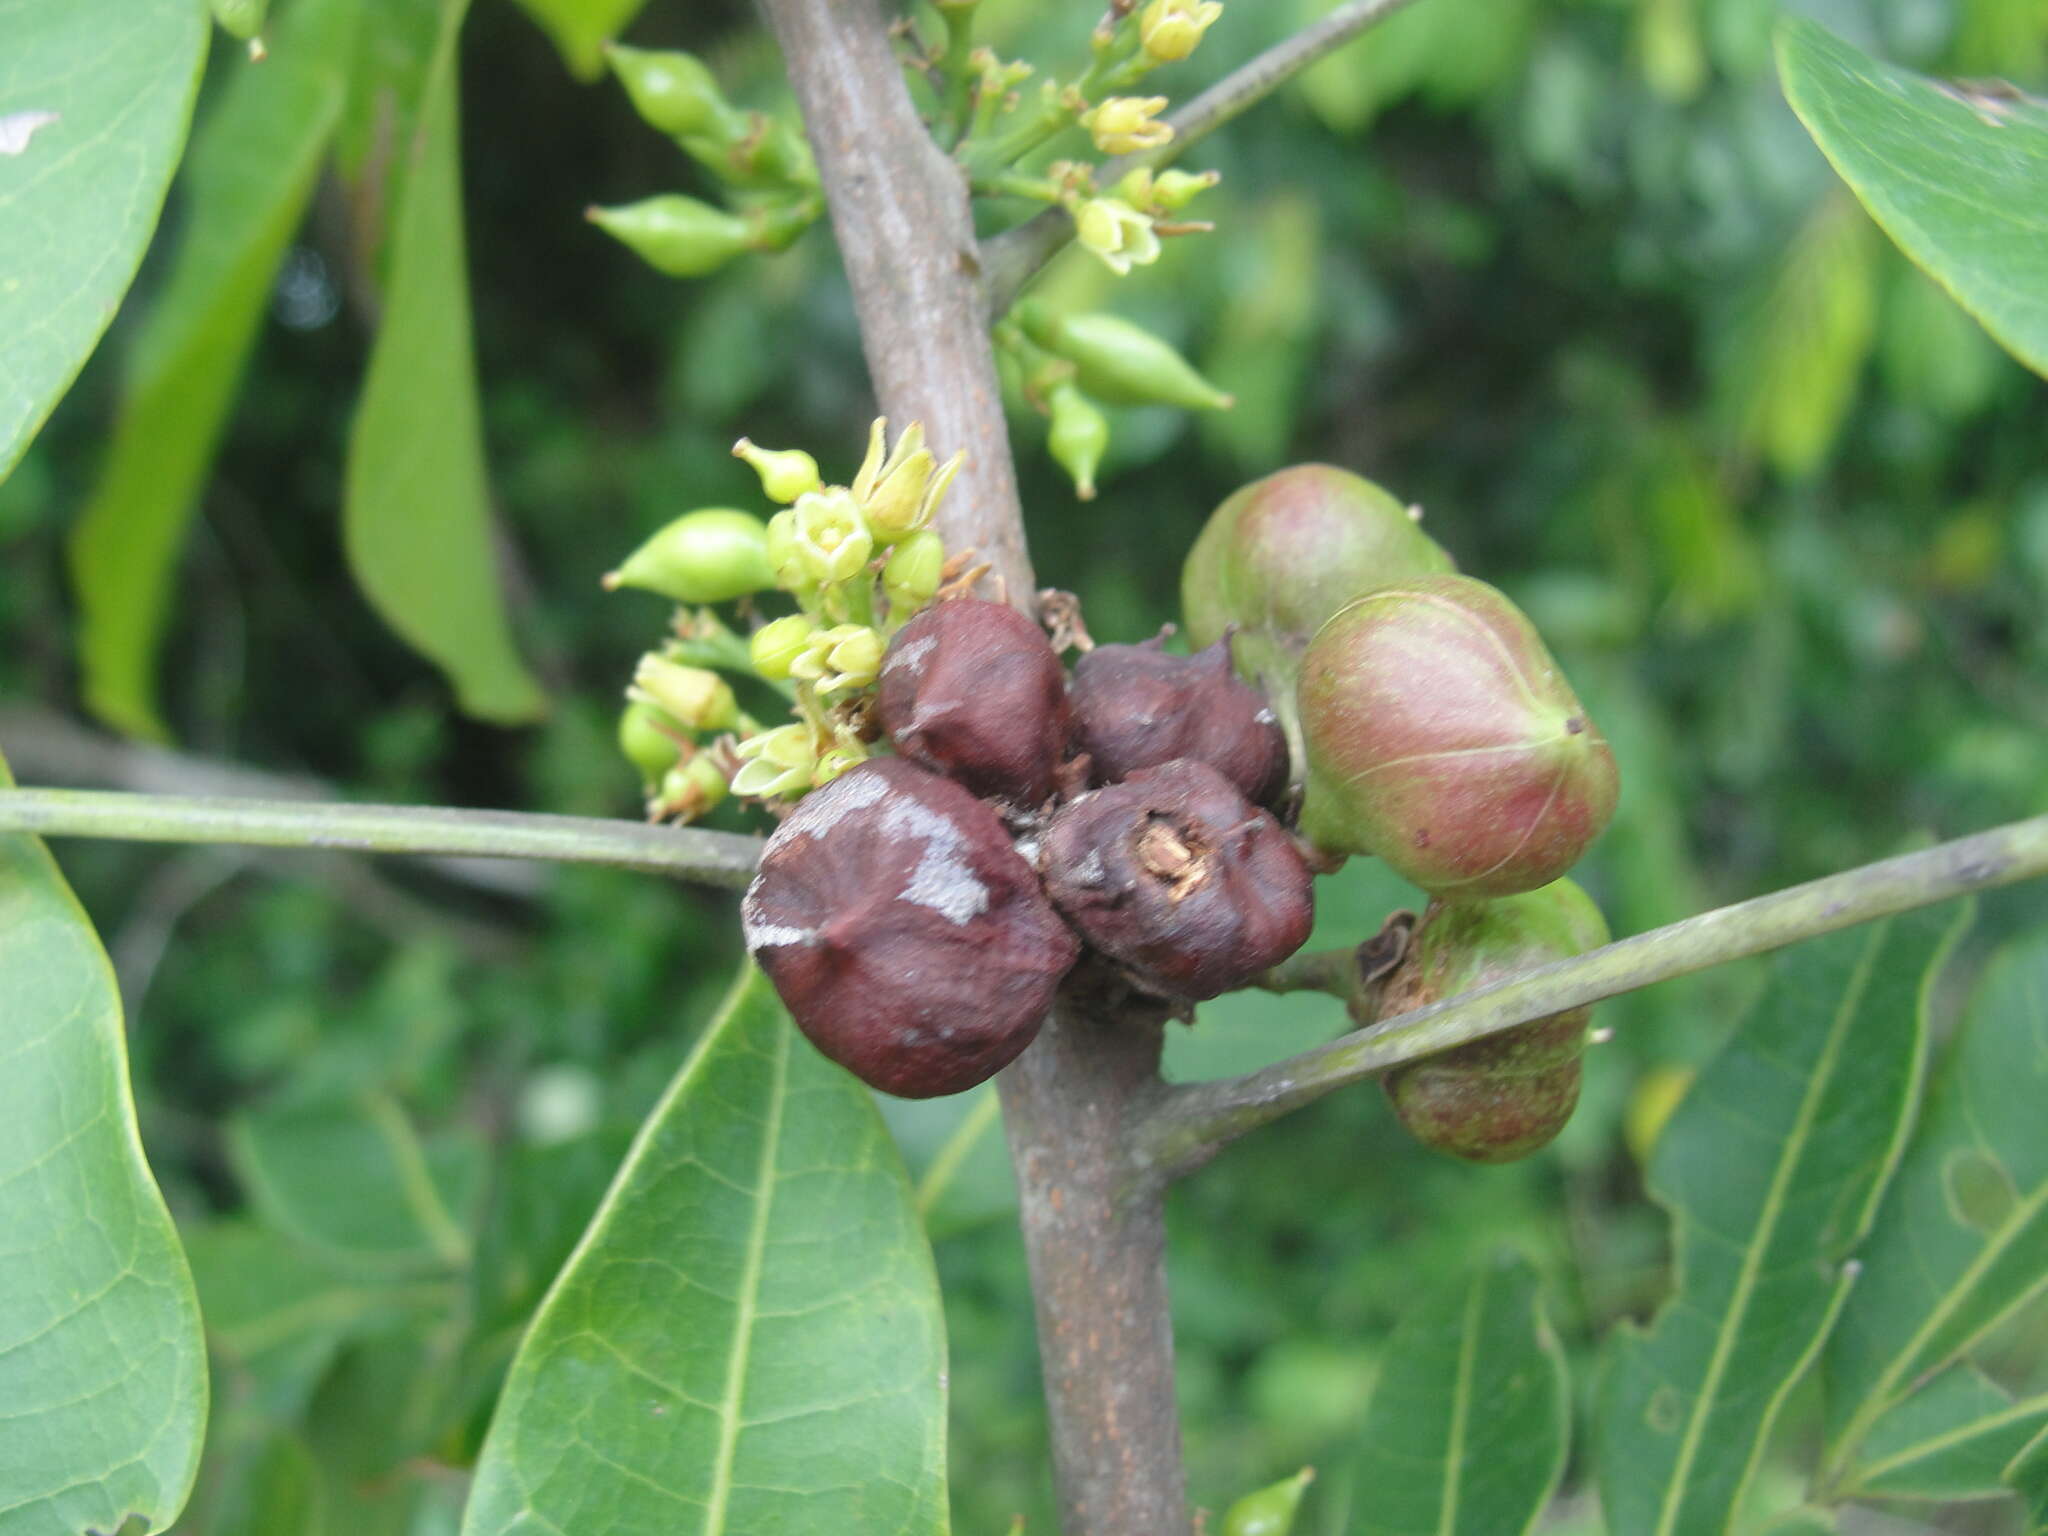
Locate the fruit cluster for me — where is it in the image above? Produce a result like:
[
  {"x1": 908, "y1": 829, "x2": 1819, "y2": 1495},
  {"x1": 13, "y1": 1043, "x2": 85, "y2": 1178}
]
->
[
  {"x1": 743, "y1": 596, "x2": 1315, "y2": 1097},
  {"x1": 1184, "y1": 464, "x2": 1620, "y2": 1160}
]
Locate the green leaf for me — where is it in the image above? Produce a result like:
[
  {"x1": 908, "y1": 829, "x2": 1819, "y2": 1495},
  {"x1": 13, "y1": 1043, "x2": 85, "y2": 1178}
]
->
[
  {"x1": 1777, "y1": 17, "x2": 2048, "y2": 379},
  {"x1": 503, "y1": 0, "x2": 651, "y2": 81},
  {"x1": 1822, "y1": 929, "x2": 2048, "y2": 1492},
  {"x1": 0, "y1": 747, "x2": 208, "y2": 1534},
  {"x1": 68, "y1": 0, "x2": 361, "y2": 742},
  {"x1": 227, "y1": 1094, "x2": 481, "y2": 1274},
  {"x1": 1348, "y1": 1252, "x2": 1568, "y2": 1536},
  {"x1": 342, "y1": 0, "x2": 547, "y2": 724},
  {"x1": 1834, "y1": 1363, "x2": 2048, "y2": 1502},
  {"x1": 462, "y1": 964, "x2": 949, "y2": 1536},
  {"x1": 0, "y1": 0, "x2": 208, "y2": 481},
  {"x1": 2007, "y1": 1419, "x2": 2048, "y2": 1528},
  {"x1": 1594, "y1": 903, "x2": 1967, "y2": 1536}
]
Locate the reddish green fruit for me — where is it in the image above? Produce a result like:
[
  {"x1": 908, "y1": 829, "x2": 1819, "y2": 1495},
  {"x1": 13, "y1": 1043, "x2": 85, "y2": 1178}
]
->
[
  {"x1": 742, "y1": 758, "x2": 1079, "y2": 1098},
  {"x1": 877, "y1": 598, "x2": 1070, "y2": 808},
  {"x1": 1067, "y1": 635, "x2": 1287, "y2": 805},
  {"x1": 1038, "y1": 759, "x2": 1313, "y2": 1001},
  {"x1": 1381, "y1": 879, "x2": 1608, "y2": 1162},
  {"x1": 1181, "y1": 465, "x2": 1453, "y2": 754},
  {"x1": 1296, "y1": 574, "x2": 1617, "y2": 897}
]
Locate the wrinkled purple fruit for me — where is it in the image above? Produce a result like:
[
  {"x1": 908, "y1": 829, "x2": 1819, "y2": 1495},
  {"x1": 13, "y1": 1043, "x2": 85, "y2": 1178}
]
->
[
  {"x1": 877, "y1": 598, "x2": 1070, "y2": 808},
  {"x1": 742, "y1": 757, "x2": 1079, "y2": 1097},
  {"x1": 1068, "y1": 635, "x2": 1288, "y2": 805},
  {"x1": 1039, "y1": 759, "x2": 1313, "y2": 1001},
  {"x1": 1381, "y1": 878, "x2": 1607, "y2": 1163},
  {"x1": 1297, "y1": 574, "x2": 1618, "y2": 897}
]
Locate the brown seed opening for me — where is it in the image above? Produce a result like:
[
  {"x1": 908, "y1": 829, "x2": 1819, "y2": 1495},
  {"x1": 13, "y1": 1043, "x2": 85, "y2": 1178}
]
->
[{"x1": 1136, "y1": 815, "x2": 1209, "y2": 899}]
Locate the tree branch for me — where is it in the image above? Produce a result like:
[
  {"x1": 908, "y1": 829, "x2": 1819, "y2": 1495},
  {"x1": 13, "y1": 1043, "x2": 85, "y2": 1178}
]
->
[
  {"x1": 0, "y1": 788, "x2": 763, "y2": 888},
  {"x1": 1133, "y1": 813, "x2": 2048, "y2": 1183},
  {"x1": 756, "y1": 3, "x2": 1192, "y2": 1529},
  {"x1": 981, "y1": 0, "x2": 1429, "y2": 311}
]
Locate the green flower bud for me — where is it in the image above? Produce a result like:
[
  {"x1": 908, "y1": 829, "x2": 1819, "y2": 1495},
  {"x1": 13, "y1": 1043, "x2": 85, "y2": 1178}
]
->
[
  {"x1": 1153, "y1": 167, "x2": 1219, "y2": 211},
  {"x1": 655, "y1": 752, "x2": 732, "y2": 823},
  {"x1": 1222, "y1": 1468, "x2": 1313, "y2": 1536},
  {"x1": 604, "y1": 43, "x2": 746, "y2": 142},
  {"x1": 619, "y1": 700, "x2": 687, "y2": 790},
  {"x1": 588, "y1": 195, "x2": 748, "y2": 278},
  {"x1": 630, "y1": 656, "x2": 740, "y2": 732},
  {"x1": 1139, "y1": 0, "x2": 1224, "y2": 62},
  {"x1": 765, "y1": 510, "x2": 806, "y2": 591},
  {"x1": 209, "y1": 0, "x2": 267, "y2": 40},
  {"x1": 749, "y1": 614, "x2": 817, "y2": 680},
  {"x1": 1072, "y1": 198, "x2": 1162, "y2": 277},
  {"x1": 731, "y1": 723, "x2": 819, "y2": 798},
  {"x1": 812, "y1": 742, "x2": 870, "y2": 786},
  {"x1": 1047, "y1": 383, "x2": 1110, "y2": 500},
  {"x1": 883, "y1": 530, "x2": 947, "y2": 615},
  {"x1": 1081, "y1": 96, "x2": 1173, "y2": 155},
  {"x1": 732, "y1": 437, "x2": 822, "y2": 503},
  {"x1": 603, "y1": 508, "x2": 775, "y2": 603},
  {"x1": 789, "y1": 624, "x2": 886, "y2": 694},
  {"x1": 1017, "y1": 302, "x2": 1233, "y2": 411},
  {"x1": 791, "y1": 487, "x2": 874, "y2": 585}
]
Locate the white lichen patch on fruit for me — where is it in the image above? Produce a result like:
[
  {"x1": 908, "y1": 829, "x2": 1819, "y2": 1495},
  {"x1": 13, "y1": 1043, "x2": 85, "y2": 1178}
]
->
[
  {"x1": 886, "y1": 634, "x2": 938, "y2": 679},
  {"x1": 778, "y1": 765, "x2": 889, "y2": 843},
  {"x1": 883, "y1": 797, "x2": 991, "y2": 925},
  {"x1": 739, "y1": 882, "x2": 818, "y2": 951}
]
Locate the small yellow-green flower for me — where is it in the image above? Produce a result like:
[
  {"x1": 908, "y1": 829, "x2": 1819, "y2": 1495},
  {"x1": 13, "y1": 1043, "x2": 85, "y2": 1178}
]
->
[
  {"x1": 1081, "y1": 96, "x2": 1173, "y2": 155},
  {"x1": 731, "y1": 723, "x2": 819, "y2": 798},
  {"x1": 884, "y1": 530, "x2": 947, "y2": 615},
  {"x1": 749, "y1": 614, "x2": 816, "y2": 680},
  {"x1": 813, "y1": 743, "x2": 870, "y2": 786},
  {"x1": 789, "y1": 624, "x2": 886, "y2": 694},
  {"x1": 1138, "y1": 0, "x2": 1222, "y2": 63},
  {"x1": 790, "y1": 487, "x2": 874, "y2": 585},
  {"x1": 1074, "y1": 197, "x2": 1162, "y2": 276},
  {"x1": 851, "y1": 418, "x2": 966, "y2": 542},
  {"x1": 629, "y1": 656, "x2": 739, "y2": 731},
  {"x1": 654, "y1": 753, "x2": 732, "y2": 823}
]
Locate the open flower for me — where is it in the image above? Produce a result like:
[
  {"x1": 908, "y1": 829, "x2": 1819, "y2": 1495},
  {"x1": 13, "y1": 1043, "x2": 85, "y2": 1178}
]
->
[
  {"x1": 1073, "y1": 198, "x2": 1162, "y2": 276},
  {"x1": 1081, "y1": 96, "x2": 1174, "y2": 155},
  {"x1": 851, "y1": 418, "x2": 966, "y2": 542},
  {"x1": 789, "y1": 624, "x2": 886, "y2": 694},
  {"x1": 789, "y1": 487, "x2": 874, "y2": 585},
  {"x1": 731, "y1": 723, "x2": 820, "y2": 798}
]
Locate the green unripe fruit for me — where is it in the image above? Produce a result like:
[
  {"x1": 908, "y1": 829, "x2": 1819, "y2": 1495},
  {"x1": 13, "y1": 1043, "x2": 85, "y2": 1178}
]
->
[
  {"x1": 1297, "y1": 574, "x2": 1617, "y2": 897},
  {"x1": 1381, "y1": 880, "x2": 1608, "y2": 1162},
  {"x1": 209, "y1": 0, "x2": 267, "y2": 40},
  {"x1": 1222, "y1": 1468, "x2": 1314, "y2": 1536},
  {"x1": 1047, "y1": 383, "x2": 1110, "y2": 500},
  {"x1": 604, "y1": 43, "x2": 746, "y2": 142},
  {"x1": 619, "y1": 700, "x2": 686, "y2": 790},
  {"x1": 604, "y1": 509, "x2": 775, "y2": 603},
  {"x1": 1182, "y1": 464, "x2": 1452, "y2": 765},
  {"x1": 1015, "y1": 303, "x2": 1233, "y2": 412},
  {"x1": 588, "y1": 195, "x2": 749, "y2": 278}
]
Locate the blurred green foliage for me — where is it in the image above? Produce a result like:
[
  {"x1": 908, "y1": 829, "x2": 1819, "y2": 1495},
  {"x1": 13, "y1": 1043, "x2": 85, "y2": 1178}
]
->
[{"x1": 3, "y1": 0, "x2": 2048, "y2": 1530}]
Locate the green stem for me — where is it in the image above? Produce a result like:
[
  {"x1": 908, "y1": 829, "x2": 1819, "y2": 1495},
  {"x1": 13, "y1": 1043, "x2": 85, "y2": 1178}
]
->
[
  {"x1": 936, "y1": 2, "x2": 978, "y2": 146},
  {"x1": 1131, "y1": 813, "x2": 2048, "y2": 1184},
  {"x1": 980, "y1": 0, "x2": 1430, "y2": 308},
  {"x1": 0, "y1": 789, "x2": 764, "y2": 888}
]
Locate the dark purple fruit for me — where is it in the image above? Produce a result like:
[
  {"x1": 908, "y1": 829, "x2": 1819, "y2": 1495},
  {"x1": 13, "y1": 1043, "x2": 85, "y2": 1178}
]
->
[
  {"x1": 877, "y1": 598, "x2": 1069, "y2": 807},
  {"x1": 741, "y1": 757, "x2": 1079, "y2": 1097},
  {"x1": 1297, "y1": 574, "x2": 1618, "y2": 897},
  {"x1": 1068, "y1": 634, "x2": 1288, "y2": 805},
  {"x1": 1039, "y1": 759, "x2": 1312, "y2": 1000},
  {"x1": 1381, "y1": 878, "x2": 1607, "y2": 1162}
]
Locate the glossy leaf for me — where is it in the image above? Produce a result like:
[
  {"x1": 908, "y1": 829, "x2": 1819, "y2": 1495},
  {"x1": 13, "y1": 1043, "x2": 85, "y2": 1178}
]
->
[
  {"x1": 1834, "y1": 1362, "x2": 2048, "y2": 1502},
  {"x1": 461, "y1": 964, "x2": 949, "y2": 1536},
  {"x1": 1595, "y1": 904, "x2": 1966, "y2": 1536},
  {"x1": 0, "y1": 747, "x2": 208, "y2": 1534},
  {"x1": 342, "y1": 0, "x2": 547, "y2": 724},
  {"x1": 1348, "y1": 1252, "x2": 1568, "y2": 1536},
  {"x1": 1823, "y1": 930, "x2": 2048, "y2": 1493},
  {"x1": 1778, "y1": 17, "x2": 2048, "y2": 378},
  {"x1": 0, "y1": 0, "x2": 207, "y2": 480},
  {"x1": 2006, "y1": 1420, "x2": 2048, "y2": 1527},
  {"x1": 504, "y1": 0, "x2": 651, "y2": 80},
  {"x1": 69, "y1": 0, "x2": 360, "y2": 741},
  {"x1": 227, "y1": 1093, "x2": 481, "y2": 1274}
]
